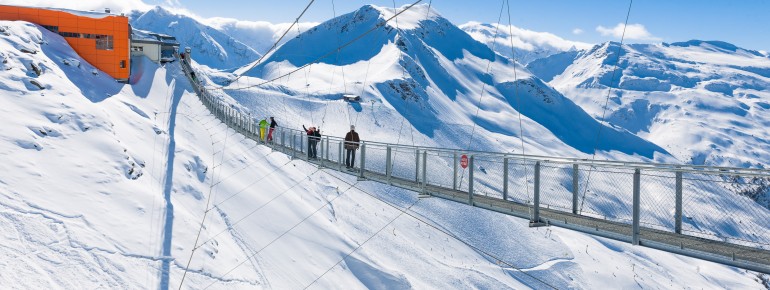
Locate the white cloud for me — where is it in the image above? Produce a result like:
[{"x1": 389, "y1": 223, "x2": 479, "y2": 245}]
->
[
  {"x1": 461, "y1": 21, "x2": 593, "y2": 52},
  {"x1": 3, "y1": 0, "x2": 151, "y2": 14},
  {"x1": 596, "y1": 23, "x2": 661, "y2": 41},
  {"x1": 572, "y1": 28, "x2": 584, "y2": 35},
  {"x1": 205, "y1": 17, "x2": 319, "y2": 54}
]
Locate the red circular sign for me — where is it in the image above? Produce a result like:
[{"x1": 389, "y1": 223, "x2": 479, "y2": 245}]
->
[{"x1": 460, "y1": 154, "x2": 468, "y2": 169}]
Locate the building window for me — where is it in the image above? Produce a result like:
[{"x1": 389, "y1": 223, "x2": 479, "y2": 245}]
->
[
  {"x1": 131, "y1": 46, "x2": 143, "y2": 52},
  {"x1": 42, "y1": 25, "x2": 59, "y2": 33},
  {"x1": 120, "y1": 60, "x2": 126, "y2": 68},
  {"x1": 59, "y1": 31, "x2": 79, "y2": 38},
  {"x1": 96, "y1": 35, "x2": 113, "y2": 50}
]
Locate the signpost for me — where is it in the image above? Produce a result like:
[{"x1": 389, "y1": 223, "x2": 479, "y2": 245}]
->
[{"x1": 460, "y1": 154, "x2": 469, "y2": 169}]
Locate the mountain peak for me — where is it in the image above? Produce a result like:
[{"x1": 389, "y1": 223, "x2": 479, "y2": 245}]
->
[{"x1": 367, "y1": 3, "x2": 441, "y2": 30}]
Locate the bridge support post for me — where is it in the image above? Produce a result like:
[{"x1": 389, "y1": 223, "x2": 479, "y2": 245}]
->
[
  {"x1": 468, "y1": 155, "x2": 474, "y2": 205},
  {"x1": 503, "y1": 157, "x2": 509, "y2": 200},
  {"x1": 632, "y1": 168, "x2": 641, "y2": 245},
  {"x1": 530, "y1": 161, "x2": 546, "y2": 227},
  {"x1": 675, "y1": 168, "x2": 683, "y2": 234},
  {"x1": 318, "y1": 137, "x2": 325, "y2": 168},
  {"x1": 301, "y1": 134, "x2": 306, "y2": 161},
  {"x1": 415, "y1": 149, "x2": 420, "y2": 182},
  {"x1": 453, "y1": 151, "x2": 458, "y2": 191},
  {"x1": 385, "y1": 146, "x2": 392, "y2": 183},
  {"x1": 325, "y1": 136, "x2": 330, "y2": 165},
  {"x1": 421, "y1": 150, "x2": 428, "y2": 195},
  {"x1": 358, "y1": 142, "x2": 366, "y2": 180},
  {"x1": 572, "y1": 164, "x2": 579, "y2": 214},
  {"x1": 338, "y1": 142, "x2": 343, "y2": 171}
]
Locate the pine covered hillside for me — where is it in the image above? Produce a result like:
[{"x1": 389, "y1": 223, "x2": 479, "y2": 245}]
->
[
  {"x1": 4, "y1": 20, "x2": 767, "y2": 289},
  {"x1": 460, "y1": 21, "x2": 591, "y2": 66},
  {"x1": 130, "y1": 6, "x2": 262, "y2": 70},
  {"x1": 229, "y1": 4, "x2": 665, "y2": 161},
  {"x1": 544, "y1": 40, "x2": 770, "y2": 168}
]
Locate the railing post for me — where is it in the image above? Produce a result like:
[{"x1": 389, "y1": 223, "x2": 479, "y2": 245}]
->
[
  {"x1": 358, "y1": 142, "x2": 366, "y2": 179},
  {"x1": 318, "y1": 137, "x2": 324, "y2": 167},
  {"x1": 385, "y1": 145, "x2": 392, "y2": 182},
  {"x1": 338, "y1": 141, "x2": 343, "y2": 170},
  {"x1": 301, "y1": 133, "x2": 306, "y2": 160},
  {"x1": 503, "y1": 157, "x2": 509, "y2": 200},
  {"x1": 291, "y1": 133, "x2": 296, "y2": 159},
  {"x1": 421, "y1": 150, "x2": 427, "y2": 193},
  {"x1": 280, "y1": 129, "x2": 285, "y2": 152},
  {"x1": 632, "y1": 168, "x2": 641, "y2": 245},
  {"x1": 530, "y1": 161, "x2": 543, "y2": 226},
  {"x1": 468, "y1": 155, "x2": 474, "y2": 205},
  {"x1": 572, "y1": 163, "x2": 579, "y2": 214},
  {"x1": 453, "y1": 151, "x2": 458, "y2": 191},
  {"x1": 675, "y1": 168, "x2": 683, "y2": 234},
  {"x1": 415, "y1": 149, "x2": 420, "y2": 182},
  {"x1": 325, "y1": 136, "x2": 330, "y2": 163}
]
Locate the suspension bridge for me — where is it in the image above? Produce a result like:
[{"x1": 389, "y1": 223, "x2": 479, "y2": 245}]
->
[
  {"x1": 177, "y1": 54, "x2": 770, "y2": 276},
  {"x1": 170, "y1": 0, "x2": 770, "y2": 288}
]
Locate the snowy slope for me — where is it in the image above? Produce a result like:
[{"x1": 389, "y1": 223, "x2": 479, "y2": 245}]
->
[
  {"x1": 549, "y1": 40, "x2": 770, "y2": 168},
  {"x1": 130, "y1": 6, "x2": 262, "y2": 71},
  {"x1": 231, "y1": 4, "x2": 664, "y2": 161},
  {"x1": 1, "y1": 20, "x2": 767, "y2": 289},
  {"x1": 460, "y1": 21, "x2": 591, "y2": 66}
]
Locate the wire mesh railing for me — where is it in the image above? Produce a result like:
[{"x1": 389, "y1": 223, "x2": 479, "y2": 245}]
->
[{"x1": 178, "y1": 54, "x2": 770, "y2": 258}]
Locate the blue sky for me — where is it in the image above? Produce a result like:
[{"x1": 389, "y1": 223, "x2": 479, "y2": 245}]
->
[{"x1": 141, "y1": 0, "x2": 770, "y2": 52}]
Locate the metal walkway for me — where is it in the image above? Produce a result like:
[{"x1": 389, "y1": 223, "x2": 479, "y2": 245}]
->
[{"x1": 176, "y1": 56, "x2": 770, "y2": 274}]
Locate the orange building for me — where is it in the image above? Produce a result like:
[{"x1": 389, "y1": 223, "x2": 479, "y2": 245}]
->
[{"x1": 0, "y1": 5, "x2": 130, "y2": 81}]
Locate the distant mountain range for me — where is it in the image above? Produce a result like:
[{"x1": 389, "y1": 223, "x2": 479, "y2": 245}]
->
[
  {"x1": 129, "y1": 5, "x2": 770, "y2": 168},
  {"x1": 130, "y1": 6, "x2": 262, "y2": 70}
]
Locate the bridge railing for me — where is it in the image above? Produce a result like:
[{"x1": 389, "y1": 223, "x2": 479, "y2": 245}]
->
[{"x1": 177, "y1": 56, "x2": 770, "y2": 252}]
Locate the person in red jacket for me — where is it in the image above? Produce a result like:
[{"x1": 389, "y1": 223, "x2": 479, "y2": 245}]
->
[{"x1": 344, "y1": 125, "x2": 360, "y2": 169}]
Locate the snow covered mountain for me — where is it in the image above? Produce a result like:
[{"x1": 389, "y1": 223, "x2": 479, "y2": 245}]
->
[
  {"x1": 130, "y1": 6, "x2": 262, "y2": 70},
  {"x1": 546, "y1": 40, "x2": 770, "y2": 167},
  {"x1": 1, "y1": 19, "x2": 767, "y2": 289},
  {"x1": 460, "y1": 21, "x2": 591, "y2": 66},
  {"x1": 231, "y1": 4, "x2": 664, "y2": 161}
]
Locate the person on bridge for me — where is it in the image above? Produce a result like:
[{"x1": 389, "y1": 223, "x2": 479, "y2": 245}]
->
[
  {"x1": 267, "y1": 117, "x2": 277, "y2": 143},
  {"x1": 344, "y1": 125, "x2": 360, "y2": 169},
  {"x1": 259, "y1": 118, "x2": 269, "y2": 142},
  {"x1": 312, "y1": 127, "x2": 322, "y2": 159},
  {"x1": 303, "y1": 125, "x2": 317, "y2": 158}
]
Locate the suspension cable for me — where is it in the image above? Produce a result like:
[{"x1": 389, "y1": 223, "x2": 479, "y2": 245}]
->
[
  {"x1": 458, "y1": 0, "x2": 506, "y2": 188},
  {"x1": 305, "y1": 170, "x2": 558, "y2": 289},
  {"x1": 202, "y1": 172, "x2": 361, "y2": 289},
  {"x1": 228, "y1": 0, "x2": 316, "y2": 85},
  {"x1": 504, "y1": 0, "x2": 533, "y2": 212},
  {"x1": 579, "y1": 0, "x2": 634, "y2": 214}
]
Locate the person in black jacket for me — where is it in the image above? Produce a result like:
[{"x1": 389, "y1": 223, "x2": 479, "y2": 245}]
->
[
  {"x1": 312, "y1": 127, "x2": 322, "y2": 159},
  {"x1": 344, "y1": 125, "x2": 360, "y2": 169},
  {"x1": 267, "y1": 117, "x2": 277, "y2": 143}
]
